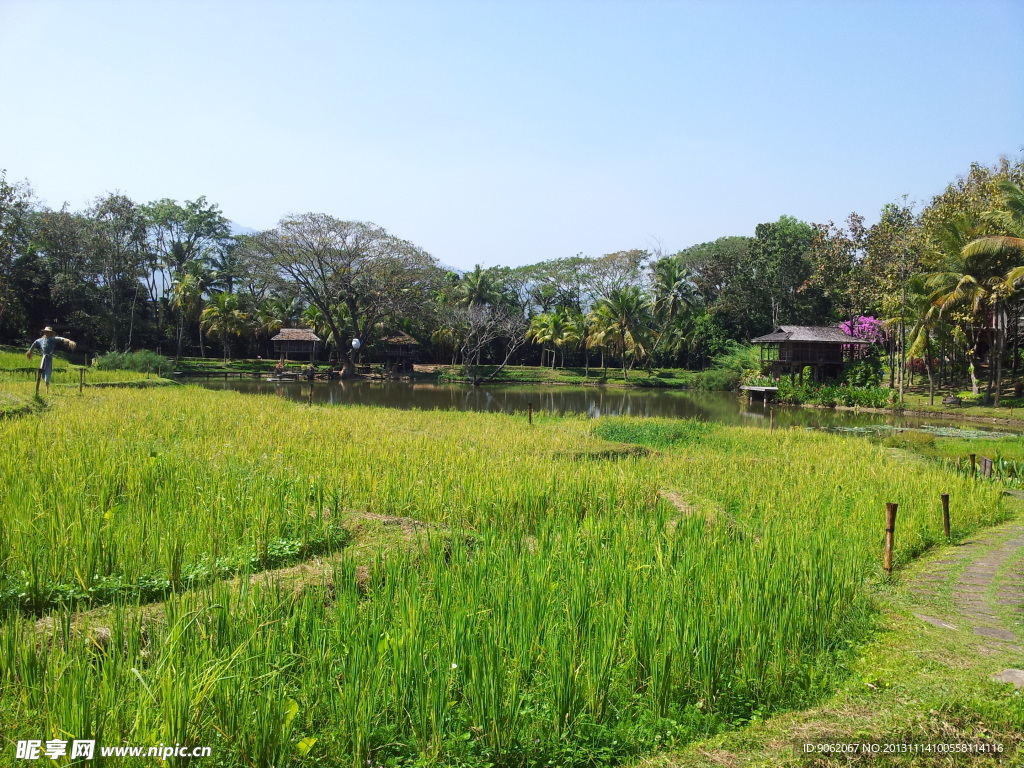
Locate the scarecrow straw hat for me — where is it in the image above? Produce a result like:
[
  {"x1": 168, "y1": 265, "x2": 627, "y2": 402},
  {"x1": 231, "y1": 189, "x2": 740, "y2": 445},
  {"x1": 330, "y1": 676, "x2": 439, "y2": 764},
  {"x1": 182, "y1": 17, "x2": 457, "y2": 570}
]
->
[{"x1": 42, "y1": 326, "x2": 55, "y2": 335}]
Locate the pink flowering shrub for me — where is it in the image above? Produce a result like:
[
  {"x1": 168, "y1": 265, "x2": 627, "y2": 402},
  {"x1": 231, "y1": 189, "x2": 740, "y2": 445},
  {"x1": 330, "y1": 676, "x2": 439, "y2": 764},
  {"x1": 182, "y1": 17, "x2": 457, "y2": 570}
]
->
[{"x1": 839, "y1": 316, "x2": 886, "y2": 344}]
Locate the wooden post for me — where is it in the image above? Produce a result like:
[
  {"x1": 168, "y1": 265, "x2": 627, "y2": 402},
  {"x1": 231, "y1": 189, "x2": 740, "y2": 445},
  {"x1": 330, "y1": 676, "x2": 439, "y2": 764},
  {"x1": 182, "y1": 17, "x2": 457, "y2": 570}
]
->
[
  {"x1": 884, "y1": 503, "x2": 898, "y2": 576},
  {"x1": 79, "y1": 368, "x2": 84, "y2": 394},
  {"x1": 769, "y1": 409, "x2": 774, "y2": 431},
  {"x1": 35, "y1": 368, "x2": 41, "y2": 396},
  {"x1": 528, "y1": 402, "x2": 533, "y2": 425},
  {"x1": 969, "y1": 453, "x2": 976, "y2": 478},
  {"x1": 941, "y1": 493, "x2": 950, "y2": 540}
]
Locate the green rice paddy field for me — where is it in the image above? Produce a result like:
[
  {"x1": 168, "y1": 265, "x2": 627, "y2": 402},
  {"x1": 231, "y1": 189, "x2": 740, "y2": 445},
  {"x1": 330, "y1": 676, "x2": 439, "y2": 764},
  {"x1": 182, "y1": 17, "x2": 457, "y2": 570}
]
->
[{"x1": 0, "y1": 385, "x2": 1016, "y2": 766}]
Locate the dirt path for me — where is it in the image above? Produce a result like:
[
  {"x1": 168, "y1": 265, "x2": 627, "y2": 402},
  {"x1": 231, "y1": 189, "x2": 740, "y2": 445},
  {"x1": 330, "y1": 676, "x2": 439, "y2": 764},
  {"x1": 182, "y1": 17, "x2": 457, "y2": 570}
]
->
[{"x1": 908, "y1": 507, "x2": 1024, "y2": 684}]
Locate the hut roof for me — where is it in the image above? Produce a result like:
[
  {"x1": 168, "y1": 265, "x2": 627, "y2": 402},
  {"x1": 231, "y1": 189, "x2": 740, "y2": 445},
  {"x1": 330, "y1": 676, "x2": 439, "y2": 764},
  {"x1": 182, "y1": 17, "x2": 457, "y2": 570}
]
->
[
  {"x1": 751, "y1": 325, "x2": 869, "y2": 345},
  {"x1": 271, "y1": 328, "x2": 321, "y2": 343},
  {"x1": 379, "y1": 331, "x2": 419, "y2": 345}
]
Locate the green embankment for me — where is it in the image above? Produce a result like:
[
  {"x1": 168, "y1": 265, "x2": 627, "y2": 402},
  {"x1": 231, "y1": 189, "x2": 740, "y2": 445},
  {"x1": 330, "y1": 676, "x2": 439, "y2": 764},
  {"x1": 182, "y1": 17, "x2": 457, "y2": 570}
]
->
[{"x1": 0, "y1": 386, "x2": 1018, "y2": 767}]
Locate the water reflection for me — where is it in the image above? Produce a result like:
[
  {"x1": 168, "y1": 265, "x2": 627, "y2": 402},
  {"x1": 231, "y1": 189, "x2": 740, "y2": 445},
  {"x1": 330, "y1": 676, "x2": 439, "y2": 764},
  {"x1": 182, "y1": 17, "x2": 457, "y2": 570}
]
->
[{"x1": 189, "y1": 378, "x2": 1022, "y2": 435}]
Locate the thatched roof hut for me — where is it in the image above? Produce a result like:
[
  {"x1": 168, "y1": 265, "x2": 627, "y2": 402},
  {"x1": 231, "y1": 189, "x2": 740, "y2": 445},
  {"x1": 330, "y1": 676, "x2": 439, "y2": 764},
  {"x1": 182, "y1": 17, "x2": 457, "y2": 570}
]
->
[
  {"x1": 271, "y1": 328, "x2": 321, "y2": 362},
  {"x1": 379, "y1": 331, "x2": 419, "y2": 373}
]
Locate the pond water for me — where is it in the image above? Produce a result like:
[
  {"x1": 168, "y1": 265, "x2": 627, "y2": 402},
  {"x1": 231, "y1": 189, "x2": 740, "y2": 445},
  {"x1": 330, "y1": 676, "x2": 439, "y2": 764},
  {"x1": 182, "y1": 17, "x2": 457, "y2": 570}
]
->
[{"x1": 189, "y1": 378, "x2": 1023, "y2": 437}]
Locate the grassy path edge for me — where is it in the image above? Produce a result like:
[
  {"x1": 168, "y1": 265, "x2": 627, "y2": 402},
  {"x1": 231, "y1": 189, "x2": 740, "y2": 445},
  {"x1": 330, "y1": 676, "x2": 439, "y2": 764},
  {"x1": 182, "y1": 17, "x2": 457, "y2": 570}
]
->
[{"x1": 635, "y1": 509, "x2": 1024, "y2": 767}]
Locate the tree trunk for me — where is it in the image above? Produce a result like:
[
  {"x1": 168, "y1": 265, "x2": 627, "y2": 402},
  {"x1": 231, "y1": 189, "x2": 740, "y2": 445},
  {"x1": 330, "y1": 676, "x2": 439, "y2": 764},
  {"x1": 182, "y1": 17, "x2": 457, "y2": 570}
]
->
[
  {"x1": 993, "y1": 299, "x2": 1004, "y2": 407},
  {"x1": 898, "y1": 310, "x2": 906, "y2": 404},
  {"x1": 925, "y1": 333, "x2": 935, "y2": 406},
  {"x1": 1011, "y1": 301, "x2": 1020, "y2": 383},
  {"x1": 176, "y1": 314, "x2": 184, "y2": 362},
  {"x1": 888, "y1": 337, "x2": 895, "y2": 389}
]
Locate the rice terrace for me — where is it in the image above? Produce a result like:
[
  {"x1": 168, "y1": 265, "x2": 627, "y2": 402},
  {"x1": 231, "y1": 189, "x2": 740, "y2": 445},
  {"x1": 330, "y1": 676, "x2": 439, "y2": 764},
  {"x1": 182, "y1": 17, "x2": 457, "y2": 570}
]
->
[{"x1": 3, "y1": 2, "x2": 1024, "y2": 765}]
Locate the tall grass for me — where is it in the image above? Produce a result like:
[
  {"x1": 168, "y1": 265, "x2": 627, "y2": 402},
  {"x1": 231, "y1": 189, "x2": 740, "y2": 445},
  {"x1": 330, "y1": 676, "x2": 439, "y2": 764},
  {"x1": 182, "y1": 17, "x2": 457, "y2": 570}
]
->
[{"x1": 0, "y1": 387, "x2": 1011, "y2": 766}]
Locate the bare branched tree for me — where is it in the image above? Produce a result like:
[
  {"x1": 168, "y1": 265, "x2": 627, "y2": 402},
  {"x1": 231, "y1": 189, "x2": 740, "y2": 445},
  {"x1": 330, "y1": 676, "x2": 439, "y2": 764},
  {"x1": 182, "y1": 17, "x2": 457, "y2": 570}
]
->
[{"x1": 459, "y1": 304, "x2": 527, "y2": 385}]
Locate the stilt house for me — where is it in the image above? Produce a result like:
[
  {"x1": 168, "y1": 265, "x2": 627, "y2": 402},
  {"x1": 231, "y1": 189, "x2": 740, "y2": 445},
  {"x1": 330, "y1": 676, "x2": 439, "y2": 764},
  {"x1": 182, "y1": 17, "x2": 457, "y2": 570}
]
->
[{"x1": 751, "y1": 325, "x2": 869, "y2": 383}]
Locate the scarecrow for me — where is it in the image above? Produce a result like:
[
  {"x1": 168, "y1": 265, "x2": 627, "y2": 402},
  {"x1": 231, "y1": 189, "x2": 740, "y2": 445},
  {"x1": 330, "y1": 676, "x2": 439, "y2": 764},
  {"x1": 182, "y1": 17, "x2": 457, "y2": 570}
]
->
[{"x1": 26, "y1": 326, "x2": 77, "y2": 391}]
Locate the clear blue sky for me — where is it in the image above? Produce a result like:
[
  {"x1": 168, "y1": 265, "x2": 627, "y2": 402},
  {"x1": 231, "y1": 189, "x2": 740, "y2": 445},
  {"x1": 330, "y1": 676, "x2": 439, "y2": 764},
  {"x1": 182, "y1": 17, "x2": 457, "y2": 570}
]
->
[{"x1": 2, "y1": 0, "x2": 1021, "y2": 270}]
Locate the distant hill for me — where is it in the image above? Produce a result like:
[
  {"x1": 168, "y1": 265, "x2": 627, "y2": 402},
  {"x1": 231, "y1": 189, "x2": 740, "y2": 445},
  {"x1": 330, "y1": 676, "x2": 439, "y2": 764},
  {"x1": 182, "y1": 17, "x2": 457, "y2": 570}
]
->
[{"x1": 229, "y1": 222, "x2": 259, "y2": 236}]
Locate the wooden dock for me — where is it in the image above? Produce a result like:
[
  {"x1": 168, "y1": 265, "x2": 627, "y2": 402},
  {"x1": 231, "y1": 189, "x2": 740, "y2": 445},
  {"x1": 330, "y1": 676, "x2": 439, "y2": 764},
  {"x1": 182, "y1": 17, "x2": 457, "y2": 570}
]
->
[{"x1": 740, "y1": 385, "x2": 778, "y2": 403}]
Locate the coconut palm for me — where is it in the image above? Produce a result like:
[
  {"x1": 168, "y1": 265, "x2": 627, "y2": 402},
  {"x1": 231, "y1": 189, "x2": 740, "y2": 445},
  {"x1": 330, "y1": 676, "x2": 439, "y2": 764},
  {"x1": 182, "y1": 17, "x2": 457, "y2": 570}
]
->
[
  {"x1": 893, "y1": 274, "x2": 947, "y2": 405},
  {"x1": 955, "y1": 181, "x2": 1024, "y2": 404},
  {"x1": 455, "y1": 265, "x2": 506, "y2": 308},
  {"x1": 254, "y1": 296, "x2": 301, "y2": 356},
  {"x1": 589, "y1": 287, "x2": 653, "y2": 379},
  {"x1": 963, "y1": 181, "x2": 1024, "y2": 264},
  {"x1": 925, "y1": 213, "x2": 1020, "y2": 403},
  {"x1": 546, "y1": 311, "x2": 578, "y2": 369},
  {"x1": 200, "y1": 292, "x2": 248, "y2": 363},
  {"x1": 651, "y1": 257, "x2": 696, "y2": 326},
  {"x1": 565, "y1": 310, "x2": 590, "y2": 376},
  {"x1": 170, "y1": 263, "x2": 210, "y2": 360},
  {"x1": 527, "y1": 313, "x2": 552, "y2": 367},
  {"x1": 302, "y1": 304, "x2": 352, "y2": 361}
]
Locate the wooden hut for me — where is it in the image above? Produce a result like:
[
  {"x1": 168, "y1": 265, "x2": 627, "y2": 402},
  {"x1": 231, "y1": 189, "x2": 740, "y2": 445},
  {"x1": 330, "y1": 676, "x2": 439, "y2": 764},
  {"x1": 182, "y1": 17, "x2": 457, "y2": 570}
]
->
[
  {"x1": 751, "y1": 325, "x2": 869, "y2": 383},
  {"x1": 379, "y1": 331, "x2": 419, "y2": 374},
  {"x1": 271, "y1": 328, "x2": 321, "y2": 363}
]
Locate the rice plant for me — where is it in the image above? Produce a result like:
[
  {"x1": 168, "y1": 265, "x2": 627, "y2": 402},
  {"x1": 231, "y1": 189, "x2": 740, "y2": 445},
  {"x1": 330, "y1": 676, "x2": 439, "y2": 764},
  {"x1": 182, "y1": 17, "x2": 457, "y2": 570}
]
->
[{"x1": 0, "y1": 386, "x2": 1011, "y2": 767}]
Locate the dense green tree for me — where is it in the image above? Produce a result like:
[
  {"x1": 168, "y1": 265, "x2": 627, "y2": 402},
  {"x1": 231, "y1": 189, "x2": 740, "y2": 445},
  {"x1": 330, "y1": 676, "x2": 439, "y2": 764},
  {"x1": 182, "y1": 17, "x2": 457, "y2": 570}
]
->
[
  {"x1": 142, "y1": 196, "x2": 232, "y2": 305},
  {"x1": 88, "y1": 193, "x2": 150, "y2": 351},
  {"x1": 806, "y1": 213, "x2": 874, "y2": 323},
  {"x1": 0, "y1": 172, "x2": 36, "y2": 338},
  {"x1": 750, "y1": 215, "x2": 822, "y2": 328},
  {"x1": 243, "y1": 215, "x2": 444, "y2": 375}
]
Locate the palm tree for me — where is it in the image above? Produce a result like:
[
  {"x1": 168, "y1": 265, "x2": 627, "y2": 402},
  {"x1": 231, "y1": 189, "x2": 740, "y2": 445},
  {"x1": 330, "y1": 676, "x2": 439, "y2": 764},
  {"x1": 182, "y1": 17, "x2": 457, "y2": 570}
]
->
[
  {"x1": 924, "y1": 216, "x2": 993, "y2": 397},
  {"x1": 548, "y1": 311, "x2": 578, "y2": 369},
  {"x1": 455, "y1": 265, "x2": 505, "y2": 308},
  {"x1": 590, "y1": 287, "x2": 653, "y2": 380},
  {"x1": 566, "y1": 311, "x2": 590, "y2": 376},
  {"x1": 254, "y1": 296, "x2": 301, "y2": 356},
  {"x1": 170, "y1": 263, "x2": 210, "y2": 360},
  {"x1": 587, "y1": 304, "x2": 613, "y2": 372},
  {"x1": 527, "y1": 313, "x2": 552, "y2": 368},
  {"x1": 302, "y1": 304, "x2": 350, "y2": 362},
  {"x1": 650, "y1": 257, "x2": 697, "y2": 364},
  {"x1": 963, "y1": 181, "x2": 1024, "y2": 262},
  {"x1": 651, "y1": 257, "x2": 696, "y2": 325},
  {"x1": 960, "y1": 181, "x2": 1024, "y2": 404},
  {"x1": 527, "y1": 311, "x2": 579, "y2": 369},
  {"x1": 893, "y1": 274, "x2": 946, "y2": 405},
  {"x1": 200, "y1": 292, "x2": 248, "y2": 363}
]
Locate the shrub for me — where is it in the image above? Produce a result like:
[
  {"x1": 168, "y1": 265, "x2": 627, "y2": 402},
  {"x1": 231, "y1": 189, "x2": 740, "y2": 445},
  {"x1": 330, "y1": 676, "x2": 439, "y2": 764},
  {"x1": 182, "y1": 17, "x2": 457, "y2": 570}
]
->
[
  {"x1": 776, "y1": 380, "x2": 892, "y2": 409},
  {"x1": 844, "y1": 359, "x2": 883, "y2": 387},
  {"x1": 94, "y1": 350, "x2": 173, "y2": 374}
]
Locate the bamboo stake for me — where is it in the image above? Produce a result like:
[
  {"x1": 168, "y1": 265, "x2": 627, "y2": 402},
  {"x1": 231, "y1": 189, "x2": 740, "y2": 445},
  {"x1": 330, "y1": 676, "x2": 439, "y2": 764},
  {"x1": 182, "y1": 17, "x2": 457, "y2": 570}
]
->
[
  {"x1": 528, "y1": 402, "x2": 533, "y2": 426},
  {"x1": 941, "y1": 493, "x2": 950, "y2": 540},
  {"x1": 884, "y1": 503, "x2": 898, "y2": 576}
]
